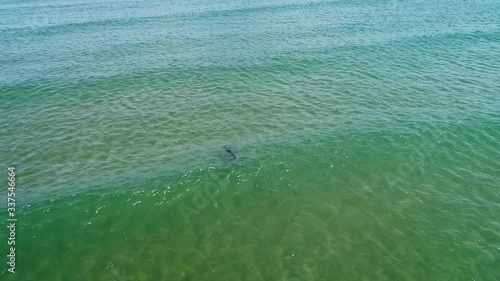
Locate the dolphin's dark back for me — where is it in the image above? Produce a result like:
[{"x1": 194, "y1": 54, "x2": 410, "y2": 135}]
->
[{"x1": 224, "y1": 146, "x2": 239, "y2": 160}]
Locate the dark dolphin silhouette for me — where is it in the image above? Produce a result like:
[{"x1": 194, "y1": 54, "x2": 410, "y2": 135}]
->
[{"x1": 223, "y1": 146, "x2": 239, "y2": 160}]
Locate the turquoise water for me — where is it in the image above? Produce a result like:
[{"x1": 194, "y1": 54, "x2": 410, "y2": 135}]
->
[{"x1": 1, "y1": 0, "x2": 500, "y2": 280}]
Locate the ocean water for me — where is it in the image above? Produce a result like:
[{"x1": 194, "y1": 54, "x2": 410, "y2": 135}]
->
[{"x1": 1, "y1": 0, "x2": 500, "y2": 280}]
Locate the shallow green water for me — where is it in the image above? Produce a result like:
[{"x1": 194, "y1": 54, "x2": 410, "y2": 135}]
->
[{"x1": 1, "y1": 0, "x2": 500, "y2": 280}]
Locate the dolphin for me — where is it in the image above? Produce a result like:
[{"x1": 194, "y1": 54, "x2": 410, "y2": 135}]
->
[{"x1": 223, "y1": 146, "x2": 239, "y2": 160}]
